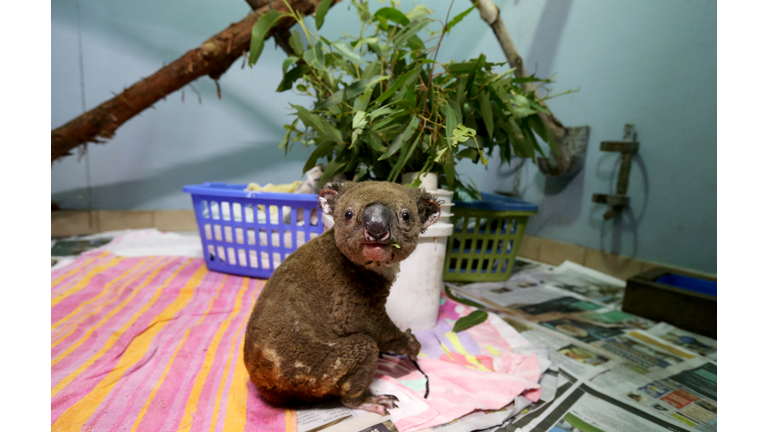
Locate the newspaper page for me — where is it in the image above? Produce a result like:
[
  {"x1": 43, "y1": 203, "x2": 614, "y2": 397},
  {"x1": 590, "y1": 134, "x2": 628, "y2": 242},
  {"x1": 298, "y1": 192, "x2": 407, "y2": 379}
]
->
[
  {"x1": 297, "y1": 401, "x2": 359, "y2": 432},
  {"x1": 622, "y1": 363, "x2": 717, "y2": 431},
  {"x1": 516, "y1": 381, "x2": 692, "y2": 432},
  {"x1": 492, "y1": 370, "x2": 580, "y2": 432},
  {"x1": 645, "y1": 322, "x2": 717, "y2": 363},
  {"x1": 501, "y1": 317, "x2": 614, "y2": 382},
  {"x1": 588, "y1": 331, "x2": 716, "y2": 430},
  {"x1": 538, "y1": 261, "x2": 627, "y2": 307}
]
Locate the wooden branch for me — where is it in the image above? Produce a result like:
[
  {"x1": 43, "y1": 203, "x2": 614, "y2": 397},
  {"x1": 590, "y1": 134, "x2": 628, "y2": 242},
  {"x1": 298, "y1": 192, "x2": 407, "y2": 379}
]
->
[
  {"x1": 472, "y1": 0, "x2": 582, "y2": 178},
  {"x1": 51, "y1": 0, "x2": 337, "y2": 162}
]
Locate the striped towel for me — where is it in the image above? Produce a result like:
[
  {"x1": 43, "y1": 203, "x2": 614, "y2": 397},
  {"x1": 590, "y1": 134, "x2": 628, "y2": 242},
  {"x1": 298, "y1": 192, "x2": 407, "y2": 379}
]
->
[
  {"x1": 52, "y1": 249, "x2": 542, "y2": 432},
  {"x1": 51, "y1": 251, "x2": 296, "y2": 432}
]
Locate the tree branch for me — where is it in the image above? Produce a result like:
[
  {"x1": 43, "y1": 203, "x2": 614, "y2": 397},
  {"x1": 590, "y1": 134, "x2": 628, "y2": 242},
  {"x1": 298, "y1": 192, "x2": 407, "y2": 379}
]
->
[
  {"x1": 51, "y1": 0, "x2": 338, "y2": 162},
  {"x1": 472, "y1": 0, "x2": 585, "y2": 178}
]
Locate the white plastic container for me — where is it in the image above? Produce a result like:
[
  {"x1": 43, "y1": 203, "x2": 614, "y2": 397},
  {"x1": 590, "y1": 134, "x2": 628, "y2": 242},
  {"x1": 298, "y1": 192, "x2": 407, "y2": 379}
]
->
[
  {"x1": 401, "y1": 172, "x2": 438, "y2": 191},
  {"x1": 385, "y1": 221, "x2": 453, "y2": 331},
  {"x1": 431, "y1": 189, "x2": 455, "y2": 224}
]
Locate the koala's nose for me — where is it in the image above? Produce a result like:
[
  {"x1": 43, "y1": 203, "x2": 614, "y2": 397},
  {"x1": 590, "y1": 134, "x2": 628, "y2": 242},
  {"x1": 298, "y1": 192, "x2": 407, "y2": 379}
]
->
[{"x1": 362, "y1": 203, "x2": 392, "y2": 242}]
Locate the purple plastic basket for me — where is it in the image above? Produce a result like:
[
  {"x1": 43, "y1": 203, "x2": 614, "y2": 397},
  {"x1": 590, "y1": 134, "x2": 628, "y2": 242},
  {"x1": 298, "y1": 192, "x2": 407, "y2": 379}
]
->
[{"x1": 183, "y1": 182, "x2": 325, "y2": 278}]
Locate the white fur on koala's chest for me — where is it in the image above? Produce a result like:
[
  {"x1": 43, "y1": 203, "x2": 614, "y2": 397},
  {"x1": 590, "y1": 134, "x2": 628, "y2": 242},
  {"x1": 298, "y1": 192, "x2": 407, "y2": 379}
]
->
[{"x1": 365, "y1": 262, "x2": 401, "y2": 282}]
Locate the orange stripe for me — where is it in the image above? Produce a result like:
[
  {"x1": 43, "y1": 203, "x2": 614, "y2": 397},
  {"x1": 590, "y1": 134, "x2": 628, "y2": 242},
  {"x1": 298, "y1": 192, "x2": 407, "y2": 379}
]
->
[
  {"x1": 177, "y1": 276, "x2": 249, "y2": 430},
  {"x1": 52, "y1": 255, "x2": 124, "y2": 307},
  {"x1": 51, "y1": 258, "x2": 164, "y2": 344},
  {"x1": 51, "y1": 257, "x2": 154, "y2": 334},
  {"x1": 51, "y1": 258, "x2": 175, "y2": 366},
  {"x1": 286, "y1": 409, "x2": 297, "y2": 432},
  {"x1": 128, "y1": 272, "x2": 229, "y2": 432},
  {"x1": 222, "y1": 283, "x2": 261, "y2": 432},
  {"x1": 51, "y1": 259, "x2": 188, "y2": 391},
  {"x1": 51, "y1": 253, "x2": 104, "y2": 289},
  {"x1": 52, "y1": 262, "x2": 205, "y2": 432},
  {"x1": 210, "y1": 278, "x2": 255, "y2": 432}
]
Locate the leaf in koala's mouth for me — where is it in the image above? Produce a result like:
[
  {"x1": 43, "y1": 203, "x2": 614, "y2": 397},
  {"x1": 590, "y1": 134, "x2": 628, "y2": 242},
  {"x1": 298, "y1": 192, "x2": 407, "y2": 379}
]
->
[
  {"x1": 391, "y1": 243, "x2": 401, "y2": 249},
  {"x1": 363, "y1": 244, "x2": 390, "y2": 261}
]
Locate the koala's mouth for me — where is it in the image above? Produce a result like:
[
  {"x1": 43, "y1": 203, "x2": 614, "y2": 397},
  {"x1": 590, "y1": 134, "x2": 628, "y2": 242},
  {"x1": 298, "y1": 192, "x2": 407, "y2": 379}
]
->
[{"x1": 360, "y1": 242, "x2": 393, "y2": 262}]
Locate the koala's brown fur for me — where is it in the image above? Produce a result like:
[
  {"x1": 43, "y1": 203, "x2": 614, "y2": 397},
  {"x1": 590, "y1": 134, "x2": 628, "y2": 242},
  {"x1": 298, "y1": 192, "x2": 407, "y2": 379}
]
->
[{"x1": 243, "y1": 181, "x2": 440, "y2": 414}]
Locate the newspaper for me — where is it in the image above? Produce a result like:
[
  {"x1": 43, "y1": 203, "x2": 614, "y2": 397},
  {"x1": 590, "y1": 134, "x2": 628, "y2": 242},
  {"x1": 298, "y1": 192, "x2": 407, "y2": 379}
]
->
[
  {"x1": 446, "y1": 260, "x2": 650, "y2": 334},
  {"x1": 443, "y1": 259, "x2": 718, "y2": 431},
  {"x1": 539, "y1": 261, "x2": 627, "y2": 307},
  {"x1": 500, "y1": 317, "x2": 613, "y2": 382},
  {"x1": 588, "y1": 331, "x2": 716, "y2": 430},
  {"x1": 516, "y1": 381, "x2": 693, "y2": 432},
  {"x1": 645, "y1": 322, "x2": 717, "y2": 363}
]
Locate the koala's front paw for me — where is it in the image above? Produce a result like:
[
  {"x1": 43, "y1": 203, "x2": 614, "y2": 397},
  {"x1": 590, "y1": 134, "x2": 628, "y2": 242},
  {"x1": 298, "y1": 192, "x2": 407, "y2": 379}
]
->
[{"x1": 402, "y1": 328, "x2": 421, "y2": 361}]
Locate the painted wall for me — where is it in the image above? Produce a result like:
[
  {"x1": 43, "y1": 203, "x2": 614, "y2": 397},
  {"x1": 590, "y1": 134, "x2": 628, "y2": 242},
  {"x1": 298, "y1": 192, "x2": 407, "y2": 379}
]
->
[{"x1": 51, "y1": 0, "x2": 716, "y2": 273}]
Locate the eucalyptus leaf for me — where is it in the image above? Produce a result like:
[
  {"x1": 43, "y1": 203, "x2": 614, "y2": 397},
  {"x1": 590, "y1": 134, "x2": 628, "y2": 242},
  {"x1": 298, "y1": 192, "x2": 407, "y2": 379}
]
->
[
  {"x1": 276, "y1": 65, "x2": 310, "y2": 92},
  {"x1": 373, "y1": 7, "x2": 410, "y2": 26},
  {"x1": 378, "y1": 116, "x2": 418, "y2": 161},
  {"x1": 279, "y1": 118, "x2": 299, "y2": 154},
  {"x1": 364, "y1": 133, "x2": 387, "y2": 153},
  {"x1": 453, "y1": 310, "x2": 488, "y2": 333},
  {"x1": 445, "y1": 4, "x2": 475, "y2": 33},
  {"x1": 352, "y1": 111, "x2": 367, "y2": 129},
  {"x1": 479, "y1": 91, "x2": 494, "y2": 137},
  {"x1": 303, "y1": 42, "x2": 326, "y2": 70},
  {"x1": 528, "y1": 114, "x2": 559, "y2": 157},
  {"x1": 371, "y1": 65, "x2": 421, "y2": 105},
  {"x1": 288, "y1": 30, "x2": 304, "y2": 55},
  {"x1": 332, "y1": 40, "x2": 362, "y2": 64},
  {"x1": 303, "y1": 139, "x2": 336, "y2": 173},
  {"x1": 315, "y1": 77, "x2": 384, "y2": 109},
  {"x1": 392, "y1": 19, "x2": 434, "y2": 47},
  {"x1": 444, "y1": 155, "x2": 456, "y2": 189},
  {"x1": 248, "y1": 10, "x2": 282, "y2": 66},
  {"x1": 318, "y1": 160, "x2": 347, "y2": 187},
  {"x1": 369, "y1": 107, "x2": 394, "y2": 120},
  {"x1": 315, "y1": 0, "x2": 333, "y2": 30},
  {"x1": 388, "y1": 130, "x2": 422, "y2": 182},
  {"x1": 282, "y1": 56, "x2": 299, "y2": 74},
  {"x1": 441, "y1": 101, "x2": 460, "y2": 141},
  {"x1": 405, "y1": 4, "x2": 432, "y2": 22},
  {"x1": 456, "y1": 148, "x2": 479, "y2": 161}
]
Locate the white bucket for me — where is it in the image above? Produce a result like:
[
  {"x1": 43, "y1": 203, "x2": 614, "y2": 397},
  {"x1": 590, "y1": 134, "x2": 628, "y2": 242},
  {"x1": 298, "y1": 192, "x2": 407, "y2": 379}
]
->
[
  {"x1": 402, "y1": 172, "x2": 438, "y2": 191},
  {"x1": 385, "y1": 221, "x2": 453, "y2": 331}
]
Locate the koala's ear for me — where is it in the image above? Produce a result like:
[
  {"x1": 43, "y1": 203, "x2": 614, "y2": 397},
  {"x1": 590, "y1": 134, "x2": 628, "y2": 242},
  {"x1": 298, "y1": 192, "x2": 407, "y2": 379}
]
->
[
  {"x1": 411, "y1": 188, "x2": 441, "y2": 232},
  {"x1": 318, "y1": 181, "x2": 345, "y2": 215}
]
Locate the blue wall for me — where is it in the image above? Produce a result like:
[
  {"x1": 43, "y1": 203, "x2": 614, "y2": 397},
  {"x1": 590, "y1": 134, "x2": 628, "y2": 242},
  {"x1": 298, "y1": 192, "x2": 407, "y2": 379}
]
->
[{"x1": 51, "y1": 0, "x2": 716, "y2": 274}]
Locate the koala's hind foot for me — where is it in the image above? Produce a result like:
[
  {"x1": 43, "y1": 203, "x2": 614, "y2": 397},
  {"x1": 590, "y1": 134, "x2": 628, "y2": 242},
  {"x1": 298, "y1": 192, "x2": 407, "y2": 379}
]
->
[{"x1": 342, "y1": 394, "x2": 399, "y2": 416}]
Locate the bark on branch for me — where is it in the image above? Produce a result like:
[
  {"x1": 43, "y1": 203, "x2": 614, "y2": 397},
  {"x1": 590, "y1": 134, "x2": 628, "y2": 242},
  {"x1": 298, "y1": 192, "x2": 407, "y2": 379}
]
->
[
  {"x1": 51, "y1": 0, "x2": 336, "y2": 162},
  {"x1": 472, "y1": 0, "x2": 584, "y2": 178}
]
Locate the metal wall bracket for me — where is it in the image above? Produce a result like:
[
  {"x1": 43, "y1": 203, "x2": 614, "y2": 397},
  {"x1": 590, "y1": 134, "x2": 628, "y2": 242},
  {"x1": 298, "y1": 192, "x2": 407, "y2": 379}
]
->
[{"x1": 592, "y1": 124, "x2": 639, "y2": 220}]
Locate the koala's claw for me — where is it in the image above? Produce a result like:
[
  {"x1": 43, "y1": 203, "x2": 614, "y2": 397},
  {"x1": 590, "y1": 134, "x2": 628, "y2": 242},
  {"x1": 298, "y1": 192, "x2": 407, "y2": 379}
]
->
[
  {"x1": 343, "y1": 394, "x2": 400, "y2": 416},
  {"x1": 402, "y1": 328, "x2": 421, "y2": 360}
]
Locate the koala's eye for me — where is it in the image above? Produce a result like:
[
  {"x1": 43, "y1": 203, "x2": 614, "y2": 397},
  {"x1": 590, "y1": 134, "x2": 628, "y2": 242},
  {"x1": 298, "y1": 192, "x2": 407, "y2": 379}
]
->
[
  {"x1": 344, "y1": 209, "x2": 354, "y2": 221},
  {"x1": 402, "y1": 210, "x2": 410, "y2": 222}
]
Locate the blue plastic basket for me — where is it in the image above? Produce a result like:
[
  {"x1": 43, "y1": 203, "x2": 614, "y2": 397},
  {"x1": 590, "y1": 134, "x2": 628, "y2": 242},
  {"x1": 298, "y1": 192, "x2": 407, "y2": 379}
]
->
[
  {"x1": 443, "y1": 192, "x2": 538, "y2": 282},
  {"x1": 183, "y1": 182, "x2": 325, "y2": 278}
]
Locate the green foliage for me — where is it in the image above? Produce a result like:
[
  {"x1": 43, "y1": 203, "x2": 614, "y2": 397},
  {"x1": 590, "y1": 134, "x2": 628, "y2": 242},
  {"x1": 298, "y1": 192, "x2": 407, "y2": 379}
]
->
[
  {"x1": 249, "y1": 10, "x2": 283, "y2": 66},
  {"x1": 251, "y1": 0, "x2": 562, "y2": 193},
  {"x1": 452, "y1": 310, "x2": 489, "y2": 333}
]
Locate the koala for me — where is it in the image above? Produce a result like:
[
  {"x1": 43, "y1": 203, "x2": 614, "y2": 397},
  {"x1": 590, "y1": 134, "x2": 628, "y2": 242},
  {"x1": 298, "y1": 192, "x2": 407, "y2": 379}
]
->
[{"x1": 243, "y1": 181, "x2": 440, "y2": 415}]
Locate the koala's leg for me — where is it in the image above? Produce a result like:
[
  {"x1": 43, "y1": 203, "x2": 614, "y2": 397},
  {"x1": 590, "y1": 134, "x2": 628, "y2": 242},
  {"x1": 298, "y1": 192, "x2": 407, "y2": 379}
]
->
[
  {"x1": 327, "y1": 334, "x2": 400, "y2": 416},
  {"x1": 374, "y1": 316, "x2": 422, "y2": 360}
]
